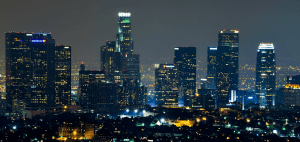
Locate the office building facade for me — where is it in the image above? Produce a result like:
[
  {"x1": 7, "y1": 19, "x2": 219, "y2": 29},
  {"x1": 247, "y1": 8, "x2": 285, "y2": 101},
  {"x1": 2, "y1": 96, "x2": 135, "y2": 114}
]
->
[
  {"x1": 5, "y1": 32, "x2": 67, "y2": 112},
  {"x1": 216, "y1": 30, "x2": 239, "y2": 107},
  {"x1": 207, "y1": 47, "x2": 218, "y2": 89},
  {"x1": 79, "y1": 63, "x2": 105, "y2": 109},
  {"x1": 54, "y1": 45, "x2": 71, "y2": 105},
  {"x1": 174, "y1": 47, "x2": 196, "y2": 107},
  {"x1": 255, "y1": 43, "x2": 276, "y2": 108},
  {"x1": 155, "y1": 64, "x2": 179, "y2": 107}
]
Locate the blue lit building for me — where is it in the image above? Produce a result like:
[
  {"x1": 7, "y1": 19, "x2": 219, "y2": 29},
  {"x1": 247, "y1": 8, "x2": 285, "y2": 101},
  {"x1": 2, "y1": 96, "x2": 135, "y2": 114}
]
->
[{"x1": 255, "y1": 43, "x2": 276, "y2": 108}]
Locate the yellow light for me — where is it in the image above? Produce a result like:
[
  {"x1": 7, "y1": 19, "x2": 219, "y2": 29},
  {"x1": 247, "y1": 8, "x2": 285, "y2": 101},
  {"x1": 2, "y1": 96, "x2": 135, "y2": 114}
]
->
[
  {"x1": 73, "y1": 131, "x2": 77, "y2": 135},
  {"x1": 247, "y1": 118, "x2": 250, "y2": 123},
  {"x1": 227, "y1": 137, "x2": 230, "y2": 140},
  {"x1": 202, "y1": 117, "x2": 206, "y2": 121}
]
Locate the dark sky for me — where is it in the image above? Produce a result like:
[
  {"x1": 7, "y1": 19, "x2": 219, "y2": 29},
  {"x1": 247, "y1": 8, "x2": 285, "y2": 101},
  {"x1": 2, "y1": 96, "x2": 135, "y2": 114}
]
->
[{"x1": 1, "y1": 0, "x2": 300, "y2": 70}]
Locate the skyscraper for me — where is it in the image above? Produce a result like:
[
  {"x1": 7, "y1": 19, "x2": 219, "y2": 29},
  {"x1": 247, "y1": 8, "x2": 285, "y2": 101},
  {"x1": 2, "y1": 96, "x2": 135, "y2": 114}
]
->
[
  {"x1": 100, "y1": 41, "x2": 115, "y2": 83},
  {"x1": 6, "y1": 32, "x2": 61, "y2": 112},
  {"x1": 113, "y1": 12, "x2": 141, "y2": 107},
  {"x1": 255, "y1": 43, "x2": 276, "y2": 108},
  {"x1": 116, "y1": 12, "x2": 133, "y2": 54},
  {"x1": 216, "y1": 30, "x2": 239, "y2": 107},
  {"x1": 174, "y1": 47, "x2": 196, "y2": 107},
  {"x1": 207, "y1": 47, "x2": 218, "y2": 89},
  {"x1": 55, "y1": 45, "x2": 71, "y2": 105},
  {"x1": 155, "y1": 64, "x2": 179, "y2": 107}
]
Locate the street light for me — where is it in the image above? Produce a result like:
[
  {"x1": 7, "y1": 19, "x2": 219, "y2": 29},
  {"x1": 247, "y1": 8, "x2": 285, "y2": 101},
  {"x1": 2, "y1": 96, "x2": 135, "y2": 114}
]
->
[
  {"x1": 134, "y1": 109, "x2": 138, "y2": 113},
  {"x1": 126, "y1": 109, "x2": 129, "y2": 113},
  {"x1": 142, "y1": 110, "x2": 146, "y2": 113},
  {"x1": 161, "y1": 118, "x2": 165, "y2": 123}
]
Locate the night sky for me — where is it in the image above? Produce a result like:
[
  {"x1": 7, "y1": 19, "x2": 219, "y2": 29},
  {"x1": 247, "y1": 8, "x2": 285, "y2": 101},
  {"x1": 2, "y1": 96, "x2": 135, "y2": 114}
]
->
[{"x1": 1, "y1": 0, "x2": 300, "y2": 70}]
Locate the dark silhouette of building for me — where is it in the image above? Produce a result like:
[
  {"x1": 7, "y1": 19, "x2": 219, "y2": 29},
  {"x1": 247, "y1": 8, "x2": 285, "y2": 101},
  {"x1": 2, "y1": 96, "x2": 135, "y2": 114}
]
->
[
  {"x1": 192, "y1": 89, "x2": 215, "y2": 109},
  {"x1": 88, "y1": 82, "x2": 117, "y2": 112},
  {"x1": 155, "y1": 64, "x2": 179, "y2": 107},
  {"x1": 255, "y1": 43, "x2": 276, "y2": 108},
  {"x1": 174, "y1": 47, "x2": 196, "y2": 107},
  {"x1": 54, "y1": 45, "x2": 71, "y2": 105},
  {"x1": 216, "y1": 30, "x2": 239, "y2": 107}
]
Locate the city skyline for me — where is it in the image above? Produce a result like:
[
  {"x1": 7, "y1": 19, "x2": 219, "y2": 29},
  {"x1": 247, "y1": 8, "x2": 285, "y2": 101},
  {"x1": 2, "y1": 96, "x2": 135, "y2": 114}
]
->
[{"x1": 1, "y1": 0, "x2": 300, "y2": 70}]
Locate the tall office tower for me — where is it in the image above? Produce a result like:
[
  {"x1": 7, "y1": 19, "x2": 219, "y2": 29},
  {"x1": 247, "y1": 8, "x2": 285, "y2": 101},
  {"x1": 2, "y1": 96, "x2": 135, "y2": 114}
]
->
[
  {"x1": 155, "y1": 64, "x2": 179, "y2": 107},
  {"x1": 121, "y1": 54, "x2": 140, "y2": 106},
  {"x1": 216, "y1": 30, "x2": 239, "y2": 107},
  {"x1": 256, "y1": 43, "x2": 276, "y2": 108},
  {"x1": 174, "y1": 47, "x2": 196, "y2": 107},
  {"x1": 116, "y1": 12, "x2": 133, "y2": 54},
  {"x1": 79, "y1": 63, "x2": 105, "y2": 109},
  {"x1": 6, "y1": 32, "x2": 57, "y2": 112},
  {"x1": 6, "y1": 33, "x2": 32, "y2": 112},
  {"x1": 54, "y1": 45, "x2": 71, "y2": 105},
  {"x1": 207, "y1": 47, "x2": 218, "y2": 89},
  {"x1": 88, "y1": 82, "x2": 117, "y2": 112},
  {"x1": 100, "y1": 41, "x2": 115, "y2": 82}
]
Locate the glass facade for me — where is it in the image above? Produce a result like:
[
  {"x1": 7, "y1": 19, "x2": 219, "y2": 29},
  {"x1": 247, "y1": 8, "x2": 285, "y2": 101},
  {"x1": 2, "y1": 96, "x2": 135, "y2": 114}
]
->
[
  {"x1": 174, "y1": 47, "x2": 196, "y2": 107},
  {"x1": 55, "y1": 45, "x2": 71, "y2": 105},
  {"x1": 155, "y1": 64, "x2": 179, "y2": 107},
  {"x1": 216, "y1": 30, "x2": 239, "y2": 107},
  {"x1": 207, "y1": 47, "x2": 218, "y2": 90},
  {"x1": 255, "y1": 43, "x2": 276, "y2": 108}
]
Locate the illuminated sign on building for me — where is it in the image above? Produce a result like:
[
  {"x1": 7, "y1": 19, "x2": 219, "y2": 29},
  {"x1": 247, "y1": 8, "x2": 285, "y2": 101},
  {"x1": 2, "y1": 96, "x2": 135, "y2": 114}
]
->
[
  {"x1": 258, "y1": 43, "x2": 274, "y2": 49},
  {"x1": 118, "y1": 12, "x2": 131, "y2": 17},
  {"x1": 210, "y1": 47, "x2": 217, "y2": 50},
  {"x1": 31, "y1": 39, "x2": 46, "y2": 43}
]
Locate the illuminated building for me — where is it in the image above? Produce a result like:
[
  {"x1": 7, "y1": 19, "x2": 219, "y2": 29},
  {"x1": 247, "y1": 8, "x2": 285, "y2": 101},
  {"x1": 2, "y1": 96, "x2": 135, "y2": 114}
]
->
[
  {"x1": 100, "y1": 41, "x2": 115, "y2": 83},
  {"x1": 136, "y1": 85, "x2": 147, "y2": 105},
  {"x1": 58, "y1": 122, "x2": 95, "y2": 140},
  {"x1": 279, "y1": 85, "x2": 300, "y2": 107},
  {"x1": 255, "y1": 43, "x2": 276, "y2": 108},
  {"x1": 120, "y1": 54, "x2": 140, "y2": 106},
  {"x1": 79, "y1": 63, "x2": 105, "y2": 109},
  {"x1": 6, "y1": 32, "x2": 62, "y2": 112},
  {"x1": 155, "y1": 64, "x2": 179, "y2": 107},
  {"x1": 116, "y1": 12, "x2": 133, "y2": 54},
  {"x1": 174, "y1": 47, "x2": 196, "y2": 107},
  {"x1": 216, "y1": 30, "x2": 239, "y2": 107},
  {"x1": 55, "y1": 45, "x2": 71, "y2": 105},
  {"x1": 207, "y1": 47, "x2": 218, "y2": 89},
  {"x1": 88, "y1": 82, "x2": 117, "y2": 112}
]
